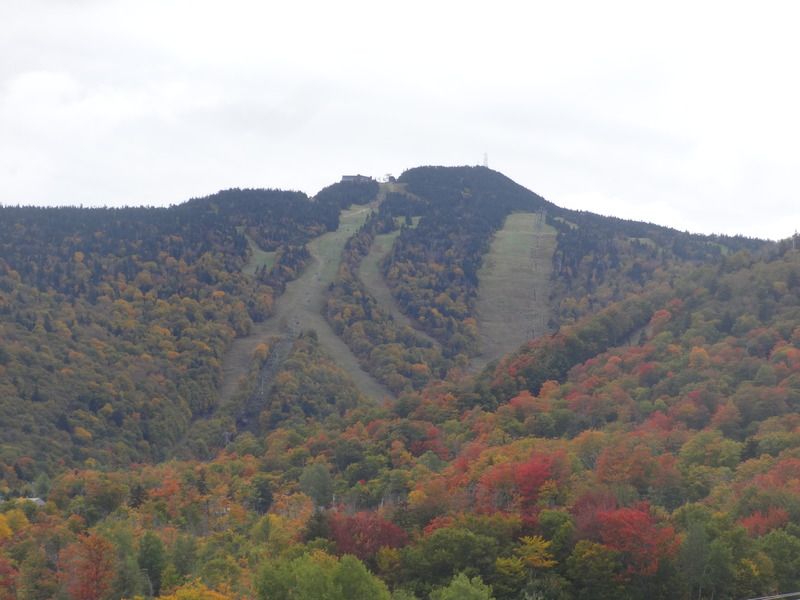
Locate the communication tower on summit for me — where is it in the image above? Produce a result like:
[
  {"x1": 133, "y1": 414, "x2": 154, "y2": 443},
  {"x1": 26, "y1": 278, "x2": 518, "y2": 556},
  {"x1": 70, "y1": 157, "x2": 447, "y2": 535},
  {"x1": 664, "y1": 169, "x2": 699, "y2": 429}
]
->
[{"x1": 483, "y1": 153, "x2": 489, "y2": 168}]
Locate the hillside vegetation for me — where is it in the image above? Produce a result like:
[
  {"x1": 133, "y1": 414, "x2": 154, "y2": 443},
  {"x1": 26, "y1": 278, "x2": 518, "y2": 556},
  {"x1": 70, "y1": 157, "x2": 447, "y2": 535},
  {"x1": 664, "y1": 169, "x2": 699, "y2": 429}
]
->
[
  {"x1": 382, "y1": 167, "x2": 763, "y2": 362},
  {"x1": 0, "y1": 186, "x2": 367, "y2": 474},
  {"x1": 216, "y1": 203, "x2": 387, "y2": 406},
  {"x1": 325, "y1": 204, "x2": 452, "y2": 395},
  {"x1": 4, "y1": 167, "x2": 799, "y2": 600}
]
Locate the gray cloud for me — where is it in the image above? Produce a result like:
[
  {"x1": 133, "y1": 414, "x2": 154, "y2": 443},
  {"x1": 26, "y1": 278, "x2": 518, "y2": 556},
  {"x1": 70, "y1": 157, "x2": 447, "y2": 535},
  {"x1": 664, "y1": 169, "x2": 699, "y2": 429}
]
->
[{"x1": 1, "y1": 0, "x2": 798, "y2": 239}]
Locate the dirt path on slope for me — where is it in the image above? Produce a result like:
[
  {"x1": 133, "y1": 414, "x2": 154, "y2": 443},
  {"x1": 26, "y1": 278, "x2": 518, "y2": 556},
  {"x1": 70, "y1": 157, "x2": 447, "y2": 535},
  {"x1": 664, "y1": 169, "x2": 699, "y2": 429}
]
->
[
  {"x1": 358, "y1": 230, "x2": 440, "y2": 348},
  {"x1": 360, "y1": 181, "x2": 431, "y2": 338},
  {"x1": 471, "y1": 212, "x2": 557, "y2": 371},
  {"x1": 219, "y1": 205, "x2": 393, "y2": 403}
]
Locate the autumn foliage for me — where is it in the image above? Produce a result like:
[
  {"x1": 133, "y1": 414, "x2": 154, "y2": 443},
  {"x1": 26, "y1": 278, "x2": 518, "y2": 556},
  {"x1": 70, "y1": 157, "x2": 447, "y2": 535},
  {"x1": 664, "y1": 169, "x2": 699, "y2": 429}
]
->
[
  {"x1": 328, "y1": 511, "x2": 408, "y2": 560},
  {"x1": 0, "y1": 168, "x2": 798, "y2": 599},
  {"x1": 59, "y1": 533, "x2": 116, "y2": 600}
]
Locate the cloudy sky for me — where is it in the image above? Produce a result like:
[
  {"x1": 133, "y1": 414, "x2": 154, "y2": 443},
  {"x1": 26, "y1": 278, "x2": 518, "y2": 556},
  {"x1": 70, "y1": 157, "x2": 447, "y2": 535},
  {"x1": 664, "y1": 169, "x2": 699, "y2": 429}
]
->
[{"x1": 1, "y1": 0, "x2": 799, "y2": 240}]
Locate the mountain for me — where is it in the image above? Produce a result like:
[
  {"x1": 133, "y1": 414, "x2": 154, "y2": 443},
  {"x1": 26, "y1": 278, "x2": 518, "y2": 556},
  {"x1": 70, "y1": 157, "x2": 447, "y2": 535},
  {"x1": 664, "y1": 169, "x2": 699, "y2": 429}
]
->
[{"x1": 1, "y1": 166, "x2": 799, "y2": 599}]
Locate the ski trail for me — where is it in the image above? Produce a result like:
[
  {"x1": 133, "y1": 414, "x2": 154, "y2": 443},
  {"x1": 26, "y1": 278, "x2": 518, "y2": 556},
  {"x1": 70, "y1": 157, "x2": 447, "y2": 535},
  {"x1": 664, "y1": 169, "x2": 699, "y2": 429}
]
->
[
  {"x1": 219, "y1": 204, "x2": 392, "y2": 403},
  {"x1": 472, "y1": 212, "x2": 557, "y2": 371}
]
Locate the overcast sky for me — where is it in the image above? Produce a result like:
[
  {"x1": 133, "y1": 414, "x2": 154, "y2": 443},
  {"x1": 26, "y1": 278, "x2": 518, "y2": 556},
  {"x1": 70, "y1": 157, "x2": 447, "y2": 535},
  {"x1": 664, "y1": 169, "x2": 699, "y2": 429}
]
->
[{"x1": 2, "y1": 1, "x2": 799, "y2": 240}]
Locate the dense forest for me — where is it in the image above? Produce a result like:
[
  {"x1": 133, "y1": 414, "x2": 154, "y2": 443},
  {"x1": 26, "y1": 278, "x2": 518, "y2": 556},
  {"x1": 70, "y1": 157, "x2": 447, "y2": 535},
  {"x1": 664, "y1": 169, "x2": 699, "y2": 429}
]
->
[
  {"x1": 3, "y1": 166, "x2": 800, "y2": 599},
  {"x1": 383, "y1": 167, "x2": 764, "y2": 354},
  {"x1": 0, "y1": 187, "x2": 357, "y2": 473}
]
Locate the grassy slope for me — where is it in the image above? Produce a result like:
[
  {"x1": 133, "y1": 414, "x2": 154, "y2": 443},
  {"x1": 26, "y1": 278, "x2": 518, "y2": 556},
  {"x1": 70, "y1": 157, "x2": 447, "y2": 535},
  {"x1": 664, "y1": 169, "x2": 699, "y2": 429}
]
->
[
  {"x1": 241, "y1": 232, "x2": 276, "y2": 277},
  {"x1": 357, "y1": 228, "x2": 440, "y2": 349},
  {"x1": 473, "y1": 212, "x2": 557, "y2": 370},
  {"x1": 219, "y1": 205, "x2": 392, "y2": 403}
]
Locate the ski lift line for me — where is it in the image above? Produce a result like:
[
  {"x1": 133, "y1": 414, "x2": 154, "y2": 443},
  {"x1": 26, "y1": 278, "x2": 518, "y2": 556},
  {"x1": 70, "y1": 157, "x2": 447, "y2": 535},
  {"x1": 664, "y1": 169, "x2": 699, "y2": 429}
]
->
[{"x1": 744, "y1": 593, "x2": 800, "y2": 600}]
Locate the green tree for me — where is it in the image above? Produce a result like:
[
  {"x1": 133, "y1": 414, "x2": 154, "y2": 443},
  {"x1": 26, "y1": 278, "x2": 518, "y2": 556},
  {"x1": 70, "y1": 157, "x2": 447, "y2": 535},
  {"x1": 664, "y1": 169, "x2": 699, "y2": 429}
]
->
[
  {"x1": 491, "y1": 557, "x2": 525, "y2": 600},
  {"x1": 705, "y1": 539, "x2": 735, "y2": 600},
  {"x1": 401, "y1": 527, "x2": 498, "y2": 596},
  {"x1": 172, "y1": 535, "x2": 198, "y2": 579},
  {"x1": 679, "y1": 521, "x2": 711, "y2": 599},
  {"x1": 299, "y1": 463, "x2": 333, "y2": 509},
  {"x1": 138, "y1": 531, "x2": 166, "y2": 597},
  {"x1": 256, "y1": 552, "x2": 389, "y2": 600},
  {"x1": 16, "y1": 549, "x2": 59, "y2": 600},
  {"x1": 734, "y1": 553, "x2": 774, "y2": 599},
  {"x1": 102, "y1": 520, "x2": 146, "y2": 598},
  {"x1": 761, "y1": 529, "x2": 800, "y2": 592},
  {"x1": 537, "y1": 510, "x2": 575, "y2": 561},
  {"x1": 250, "y1": 473, "x2": 274, "y2": 514},
  {"x1": 333, "y1": 554, "x2": 391, "y2": 600},
  {"x1": 199, "y1": 555, "x2": 240, "y2": 590},
  {"x1": 566, "y1": 541, "x2": 622, "y2": 600},
  {"x1": 429, "y1": 573, "x2": 494, "y2": 600}
]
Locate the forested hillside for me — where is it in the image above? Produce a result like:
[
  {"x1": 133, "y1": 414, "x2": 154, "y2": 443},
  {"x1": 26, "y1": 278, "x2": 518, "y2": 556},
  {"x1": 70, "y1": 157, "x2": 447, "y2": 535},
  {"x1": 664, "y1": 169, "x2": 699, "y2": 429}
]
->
[
  {"x1": 391, "y1": 167, "x2": 764, "y2": 338},
  {"x1": 3, "y1": 167, "x2": 799, "y2": 600},
  {"x1": 0, "y1": 188, "x2": 351, "y2": 475}
]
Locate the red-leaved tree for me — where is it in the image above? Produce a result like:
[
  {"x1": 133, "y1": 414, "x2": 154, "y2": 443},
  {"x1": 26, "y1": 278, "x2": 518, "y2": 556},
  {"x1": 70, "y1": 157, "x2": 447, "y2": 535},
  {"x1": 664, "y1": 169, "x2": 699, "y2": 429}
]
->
[
  {"x1": 0, "y1": 556, "x2": 17, "y2": 600},
  {"x1": 328, "y1": 511, "x2": 408, "y2": 560},
  {"x1": 58, "y1": 532, "x2": 116, "y2": 600},
  {"x1": 596, "y1": 503, "x2": 679, "y2": 578}
]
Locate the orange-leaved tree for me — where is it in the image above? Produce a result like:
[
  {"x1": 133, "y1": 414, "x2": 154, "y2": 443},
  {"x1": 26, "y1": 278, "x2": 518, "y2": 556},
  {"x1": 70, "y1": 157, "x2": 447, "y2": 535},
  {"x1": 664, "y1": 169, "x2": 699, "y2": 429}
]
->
[{"x1": 58, "y1": 532, "x2": 116, "y2": 600}]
